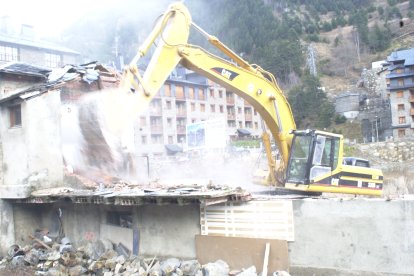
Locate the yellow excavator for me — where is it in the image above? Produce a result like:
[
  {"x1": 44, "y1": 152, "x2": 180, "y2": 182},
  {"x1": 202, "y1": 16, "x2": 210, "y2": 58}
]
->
[{"x1": 121, "y1": 2, "x2": 383, "y2": 196}]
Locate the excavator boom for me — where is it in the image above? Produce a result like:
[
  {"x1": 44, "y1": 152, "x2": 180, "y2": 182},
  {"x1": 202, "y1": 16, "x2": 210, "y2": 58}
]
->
[{"x1": 122, "y1": 2, "x2": 383, "y2": 196}]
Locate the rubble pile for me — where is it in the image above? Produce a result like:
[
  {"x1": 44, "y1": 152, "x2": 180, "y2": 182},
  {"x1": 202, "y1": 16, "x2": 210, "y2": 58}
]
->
[{"x1": 0, "y1": 237, "x2": 289, "y2": 276}]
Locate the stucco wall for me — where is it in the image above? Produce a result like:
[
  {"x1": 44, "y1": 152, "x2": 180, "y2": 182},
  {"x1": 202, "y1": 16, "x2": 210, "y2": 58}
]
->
[
  {"x1": 0, "y1": 91, "x2": 63, "y2": 198},
  {"x1": 0, "y1": 200, "x2": 14, "y2": 256}
]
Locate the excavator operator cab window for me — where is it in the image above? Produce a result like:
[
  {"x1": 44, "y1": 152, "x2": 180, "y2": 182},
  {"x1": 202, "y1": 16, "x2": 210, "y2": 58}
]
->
[
  {"x1": 287, "y1": 133, "x2": 340, "y2": 184},
  {"x1": 286, "y1": 134, "x2": 312, "y2": 184},
  {"x1": 309, "y1": 135, "x2": 334, "y2": 181}
]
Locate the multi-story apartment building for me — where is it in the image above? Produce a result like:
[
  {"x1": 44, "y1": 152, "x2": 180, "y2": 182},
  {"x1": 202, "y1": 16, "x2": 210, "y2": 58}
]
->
[
  {"x1": 385, "y1": 48, "x2": 414, "y2": 139},
  {"x1": 135, "y1": 68, "x2": 262, "y2": 157},
  {"x1": 0, "y1": 17, "x2": 80, "y2": 68}
]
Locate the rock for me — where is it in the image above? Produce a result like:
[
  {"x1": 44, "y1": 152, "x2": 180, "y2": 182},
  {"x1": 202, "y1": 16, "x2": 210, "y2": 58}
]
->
[
  {"x1": 8, "y1": 244, "x2": 25, "y2": 258},
  {"x1": 202, "y1": 260, "x2": 230, "y2": 276},
  {"x1": 116, "y1": 254, "x2": 127, "y2": 265},
  {"x1": 68, "y1": 265, "x2": 87, "y2": 276},
  {"x1": 149, "y1": 261, "x2": 162, "y2": 276},
  {"x1": 83, "y1": 240, "x2": 107, "y2": 260},
  {"x1": 161, "y1": 258, "x2": 181, "y2": 276},
  {"x1": 115, "y1": 242, "x2": 130, "y2": 258},
  {"x1": 237, "y1": 266, "x2": 257, "y2": 276},
  {"x1": 24, "y1": 249, "x2": 40, "y2": 265},
  {"x1": 115, "y1": 262, "x2": 124, "y2": 274},
  {"x1": 138, "y1": 266, "x2": 147, "y2": 276},
  {"x1": 175, "y1": 267, "x2": 184, "y2": 276},
  {"x1": 104, "y1": 272, "x2": 114, "y2": 276},
  {"x1": 11, "y1": 255, "x2": 25, "y2": 267},
  {"x1": 59, "y1": 244, "x2": 73, "y2": 254},
  {"x1": 47, "y1": 251, "x2": 61, "y2": 261},
  {"x1": 101, "y1": 239, "x2": 114, "y2": 251},
  {"x1": 88, "y1": 260, "x2": 105, "y2": 271},
  {"x1": 180, "y1": 260, "x2": 201, "y2": 275},
  {"x1": 100, "y1": 249, "x2": 118, "y2": 260},
  {"x1": 105, "y1": 258, "x2": 117, "y2": 270}
]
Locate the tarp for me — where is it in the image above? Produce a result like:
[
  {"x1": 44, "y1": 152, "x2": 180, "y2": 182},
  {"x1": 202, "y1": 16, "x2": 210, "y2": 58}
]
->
[
  {"x1": 237, "y1": 128, "x2": 251, "y2": 136},
  {"x1": 165, "y1": 144, "x2": 183, "y2": 154}
]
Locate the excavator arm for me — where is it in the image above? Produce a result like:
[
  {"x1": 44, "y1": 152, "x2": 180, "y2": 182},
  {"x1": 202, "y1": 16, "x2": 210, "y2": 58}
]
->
[
  {"x1": 122, "y1": 2, "x2": 384, "y2": 196},
  {"x1": 123, "y1": 2, "x2": 295, "y2": 177}
]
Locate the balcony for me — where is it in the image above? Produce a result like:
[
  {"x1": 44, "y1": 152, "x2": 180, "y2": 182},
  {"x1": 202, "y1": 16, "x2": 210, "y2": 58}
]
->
[
  {"x1": 150, "y1": 125, "x2": 163, "y2": 134},
  {"x1": 177, "y1": 125, "x2": 186, "y2": 134},
  {"x1": 227, "y1": 113, "x2": 235, "y2": 120},
  {"x1": 226, "y1": 97, "x2": 235, "y2": 105},
  {"x1": 176, "y1": 109, "x2": 187, "y2": 117},
  {"x1": 149, "y1": 108, "x2": 162, "y2": 116}
]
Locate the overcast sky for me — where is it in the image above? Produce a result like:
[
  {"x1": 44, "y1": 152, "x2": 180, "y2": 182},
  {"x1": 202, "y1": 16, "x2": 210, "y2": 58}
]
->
[{"x1": 1, "y1": 0, "x2": 120, "y2": 37}]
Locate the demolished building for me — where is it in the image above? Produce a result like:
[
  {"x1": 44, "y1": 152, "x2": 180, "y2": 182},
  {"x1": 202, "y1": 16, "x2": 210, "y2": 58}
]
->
[{"x1": 0, "y1": 61, "x2": 254, "y2": 263}]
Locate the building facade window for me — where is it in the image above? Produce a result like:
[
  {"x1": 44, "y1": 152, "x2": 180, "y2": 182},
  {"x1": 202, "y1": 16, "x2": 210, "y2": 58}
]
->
[
  {"x1": 200, "y1": 103, "x2": 205, "y2": 112},
  {"x1": 9, "y1": 104, "x2": 22, "y2": 127},
  {"x1": 396, "y1": 91, "x2": 404, "y2": 98},
  {"x1": 167, "y1": 118, "x2": 172, "y2": 127},
  {"x1": 191, "y1": 103, "x2": 196, "y2": 111},
  {"x1": 140, "y1": 116, "x2": 146, "y2": 126},
  {"x1": 168, "y1": 136, "x2": 173, "y2": 144},
  {"x1": 166, "y1": 100, "x2": 172, "y2": 109},
  {"x1": 397, "y1": 79, "x2": 404, "y2": 86},
  {"x1": 164, "y1": 84, "x2": 171, "y2": 97},
  {"x1": 398, "y1": 129, "x2": 405, "y2": 137},
  {"x1": 219, "y1": 105, "x2": 224, "y2": 113},
  {"x1": 210, "y1": 104, "x2": 215, "y2": 112},
  {"x1": 141, "y1": 136, "x2": 147, "y2": 144},
  {"x1": 45, "y1": 53, "x2": 61, "y2": 68},
  {"x1": 398, "y1": 104, "x2": 405, "y2": 111},
  {"x1": 175, "y1": 86, "x2": 184, "y2": 99},
  {"x1": 399, "y1": 116, "x2": 406, "y2": 124},
  {"x1": 198, "y1": 88, "x2": 205, "y2": 100},
  {"x1": 0, "y1": 45, "x2": 19, "y2": 62},
  {"x1": 209, "y1": 89, "x2": 214, "y2": 98},
  {"x1": 188, "y1": 87, "x2": 195, "y2": 99}
]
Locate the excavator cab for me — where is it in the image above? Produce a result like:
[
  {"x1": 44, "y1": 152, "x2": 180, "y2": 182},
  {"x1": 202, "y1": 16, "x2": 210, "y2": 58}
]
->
[
  {"x1": 286, "y1": 130, "x2": 340, "y2": 185},
  {"x1": 285, "y1": 130, "x2": 383, "y2": 196}
]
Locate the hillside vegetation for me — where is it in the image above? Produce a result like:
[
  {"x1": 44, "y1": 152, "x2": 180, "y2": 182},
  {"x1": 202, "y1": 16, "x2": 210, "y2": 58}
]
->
[{"x1": 61, "y1": 0, "x2": 414, "y2": 132}]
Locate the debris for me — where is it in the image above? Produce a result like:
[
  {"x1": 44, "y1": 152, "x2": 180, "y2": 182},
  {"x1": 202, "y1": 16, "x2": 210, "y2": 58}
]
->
[
  {"x1": 180, "y1": 259, "x2": 201, "y2": 275},
  {"x1": 237, "y1": 266, "x2": 257, "y2": 276},
  {"x1": 29, "y1": 234, "x2": 52, "y2": 250},
  {"x1": 160, "y1": 258, "x2": 181, "y2": 276},
  {"x1": 262, "y1": 243, "x2": 270, "y2": 276},
  {"x1": 202, "y1": 259, "x2": 230, "y2": 276},
  {"x1": 115, "y1": 242, "x2": 130, "y2": 258}
]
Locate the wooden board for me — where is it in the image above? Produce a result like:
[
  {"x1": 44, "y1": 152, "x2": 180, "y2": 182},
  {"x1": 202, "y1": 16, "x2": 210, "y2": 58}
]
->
[
  {"x1": 200, "y1": 200, "x2": 294, "y2": 241},
  {"x1": 195, "y1": 235, "x2": 289, "y2": 274}
]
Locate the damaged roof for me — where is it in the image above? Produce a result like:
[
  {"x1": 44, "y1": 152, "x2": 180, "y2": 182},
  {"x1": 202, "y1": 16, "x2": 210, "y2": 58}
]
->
[
  {"x1": 14, "y1": 184, "x2": 252, "y2": 206},
  {"x1": 0, "y1": 61, "x2": 51, "y2": 78},
  {"x1": 0, "y1": 61, "x2": 120, "y2": 104}
]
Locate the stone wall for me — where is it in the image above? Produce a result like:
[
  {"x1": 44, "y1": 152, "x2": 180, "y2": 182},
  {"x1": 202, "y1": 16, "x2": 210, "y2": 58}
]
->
[{"x1": 358, "y1": 139, "x2": 414, "y2": 162}]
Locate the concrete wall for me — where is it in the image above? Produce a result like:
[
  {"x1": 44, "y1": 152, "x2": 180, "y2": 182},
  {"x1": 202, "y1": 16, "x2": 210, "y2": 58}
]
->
[
  {"x1": 0, "y1": 91, "x2": 64, "y2": 198},
  {"x1": 137, "y1": 204, "x2": 200, "y2": 259},
  {"x1": 7, "y1": 199, "x2": 414, "y2": 275},
  {"x1": 290, "y1": 198, "x2": 414, "y2": 275},
  {"x1": 11, "y1": 203, "x2": 200, "y2": 259}
]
